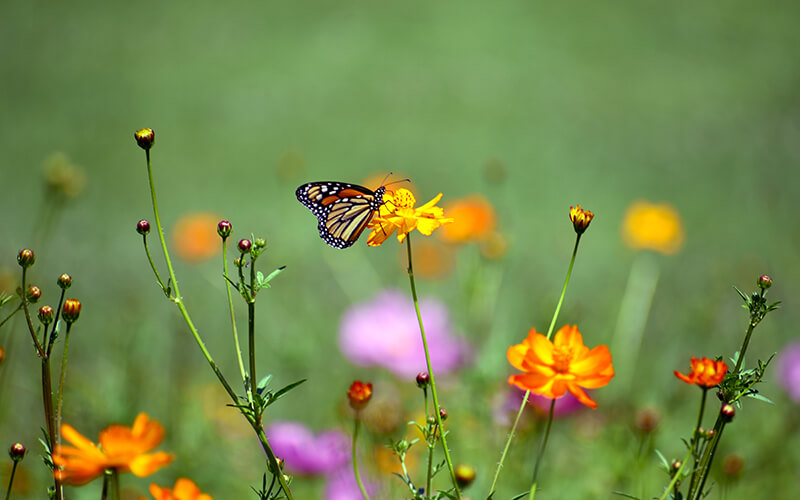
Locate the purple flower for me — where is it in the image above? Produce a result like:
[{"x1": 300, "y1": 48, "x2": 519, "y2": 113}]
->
[
  {"x1": 323, "y1": 468, "x2": 379, "y2": 500},
  {"x1": 265, "y1": 421, "x2": 349, "y2": 475},
  {"x1": 339, "y1": 290, "x2": 470, "y2": 379},
  {"x1": 776, "y1": 341, "x2": 800, "y2": 403}
]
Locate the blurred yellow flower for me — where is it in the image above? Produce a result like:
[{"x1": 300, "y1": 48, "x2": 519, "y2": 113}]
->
[
  {"x1": 171, "y1": 212, "x2": 222, "y2": 263},
  {"x1": 397, "y1": 239, "x2": 455, "y2": 279},
  {"x1": 145, "y1": 478, "x2": 212, "y2": 500},
  {"x1": 439, "y1": 195, "x2": 496, "y2": 243},
  {"x1": 367, "y1": 189, "x2": 453, "y2": 246},
  {"x1": 621, "y1": 201, "x2": 684, "y2": 255},
  {"x1": 44, "y1": 153, "x2": 87, "y2": 199}
]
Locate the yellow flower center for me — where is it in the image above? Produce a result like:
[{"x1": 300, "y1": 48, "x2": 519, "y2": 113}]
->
[
  {"x1": 552, "y1": 347, "x2": 572, "y2": 373},
  {"x1": 393, "y1": 189, "x2": 416, "y2": 209}
]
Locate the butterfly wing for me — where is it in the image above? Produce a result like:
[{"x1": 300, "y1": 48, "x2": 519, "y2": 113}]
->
[{"x1": 296, "y1": 182, "x2": 386, "y2": 249}]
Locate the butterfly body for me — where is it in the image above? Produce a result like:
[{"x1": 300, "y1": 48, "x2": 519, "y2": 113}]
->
[{"x1": 296, "y1": 181, "x2": 386, "y2": 248}]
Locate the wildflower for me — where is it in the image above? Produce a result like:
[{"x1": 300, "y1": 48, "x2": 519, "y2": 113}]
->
[
  {"x1": 146, "y1": 478, "x2": 212, "y2": 500},
  {"x1": 38, "y1": 305, "x2": 55, "y2": 325},
  {"x1": 339, "y1": 290, "x2": 470, "y2": 379},
  {"x1": 324, "y1": 468, "x2": 379, "y2": 500},
  {"x1": 171, "y1": 212, "x2": 222, "y2": 263},
  {"x1": 674, "y1": 357, "x2": 727, "y2": 388},
  {"x1": 720, "y1": 403, "x2": 735, "y2": 422},
  {"x1": 25, "y1": 285, "x2": 41, "y2": 303},
  {"x1": 265, "y1": 422, "x2": 349, "y2": 475},
  {"x1": 416, "y1": 372, "x2": 430, "y2": 388},
  {"x1": 52, "y1": 413, "x2": 173, "y2": 485},
  {"x1": 57, "y1": 273, "x2": 72, "y2": 289},
  {"x1": 506, "y1": 325, "x2": 614, "y2": 409},
  {"x1": 366, "y1": 189, "x2": 453, "y2": 246},
  {"x1": 347, "y1": 381, "x2": 373, "y2": 410},
  {"x1": 8, "y1": 443, "x2": 26, "y2": 462},
  {"x1": 621, "y1": 200, "x2": 684, "y2": 255},
  {"x1": 454, "y1": 464, "x2": 476, "y2": 489},
  {"x1": 216, "y1": 220, "x2": 232, "y2": 239},
  {"x1": 237, "y1": 238, "x2": 252, "y2": 253},
  {"x1": 439, "y1": 195, "x2": 496, "y2": 243},
  {"x1": 17, "y1": 249, "x2": 35, "y2": 268},
  {"x1": 776, "y1": 341, "x2": 800, "y2": 403},
  {"x1": 569, "y1": 205, "x2": 594, "y2": 235}
]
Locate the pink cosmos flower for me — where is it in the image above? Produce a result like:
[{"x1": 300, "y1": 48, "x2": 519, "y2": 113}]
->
[
  {"x1": 776, "y1": 341, "x2": 800, "y2": 403},
  {"x1": 265, "y1": 422, "x2": 349, "y2": 475},
  {"x1": 339, "y1": 290, "x2": 470, "y2": 379}
]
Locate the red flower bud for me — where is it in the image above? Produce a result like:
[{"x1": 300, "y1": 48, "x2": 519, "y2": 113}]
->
[
  {"x1": 439, "y1": 408, "x2": 448, "y2": 421},
  {"x1": 720, "y1": 403, "x2": 735, "y2": 423},
  {"x1": 26, "y1": 285, "x2": 41, "y2": 303},
  {"x1": 134, "y1": 128, "x2": 155, "y2": 151},
  {"x1": 347, "y1": 380, "x2": 373, "y2": 411},
  {"x1": 136, "y1": 219, "x2": 151, "y2": 235},
  {"x1": 415, "y1": 372, "x2": 430, "y2": 389},
  {"x1": 758, "y1": 275, "x2": 772, "y2": 289},
  {"x1": 62, "y1": 299, "x2": 81, "y2": 324},
  {"x1": 17, "y1": 249, "x2": 35, "y2": 268},
  {"x1": 8, "y1": 443, "x2": 26, "y2": 462},
  {"x1": 238, "y1": 239, "x2": 252, "y2": 253},
  {"x1": 217, "y1": 220, "x2": 232, "y2": 239},
  {"x1": 38, "y1": 305, "x2": 55, "y2": 325},
  {"x1": 57, "y1": 273, "x2": 72, "y2": 289}
]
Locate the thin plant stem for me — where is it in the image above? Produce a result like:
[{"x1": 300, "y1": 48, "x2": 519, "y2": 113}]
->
[
  {"x1": 487, "y1": 390, "x2": 530, "y2": 496},
  {"x1": 19, "y1": 268, "x2": 45, "y2": 358},
  {"x1": 55, "y1": 323, "x2": 74, "y2": 453},
  {"x1": 545, "y1": 235, "x2": 581, "y2": 340},
  {"x1": 45, "y1": 288, "x2": 67, "y2": 357},
  {"x1": 4, "y1": 461, "x2": 18, "y2": 500},
  {"x1": 0, "y1": 303, "x2": 22, "y2": 329},
  {"x1": 686, "y1": 387, "x2": 708, "y2": 494},
  {"x1": 657, "y1": 447, "x2": 694, "y2": 500},
  {"x1": 248, "y1": 254, "x2": 258, "y2": 396},
  {"x1": 405, "y1": 235, "x2": 461, "y2": 499},
  {"x1": 691, "y1": 418, "x2": 726, "y2": 500},
  {"x1": 141, "y1": 148, "x2": 294, "y2": 500},
  {"x1": 733, "y1": 319, "x2": 758, "y2": 374},
  {"x1": 222, "y1": 240, "x2": 248, "y2": 394},
  {"x1": 422, "y1": 386, "x2": 433, "y2": 499},
  {"x1": 488, "y1": 233, "x2": 583, "y2": 497},
  {"x1": 111, "y1": 468, "x2": 120, "y2": 500},
  {"x1": 142, "y1": 235, "x2": 168, "y2": 295},
  {"x1": 101, "y1": 472, "x2": 109, "y2": 500},
  {"x1": 528, "y1": 399, "x2": 556, "y2": 499},
  {"x1": 352, "y1": 418, "x2": 370, "y2": 500}
]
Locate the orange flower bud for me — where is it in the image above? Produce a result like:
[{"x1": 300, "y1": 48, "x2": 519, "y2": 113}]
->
[
  {"x1": 57, "y1": 273, "x2": 72, "y2": 289},
  {"x1": 347, "y1": 381, "x2": 373, "y2": 410},
  {"x1": 26, "y1": 285, "x2": 41, "y2": 303},
  {"x1": 569, "y1": 205, "x2": 594, "y2": 235},
  {"x1": 61, "y1": 299, "x2": 81, "y2": 324},
  {"x1": 17, "y1": 249, "x2": 35, "y2": 268},
  {"x1": 674, "y1": 357, "x2": 728, "y2": 388},
  {"x1": 38, "y1": 305, "x2": 55, "y2": 325}
]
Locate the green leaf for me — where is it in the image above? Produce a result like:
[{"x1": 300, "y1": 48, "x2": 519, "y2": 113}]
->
[
  {"x1": 271, "y1": 378, "x2": 307, "y2": 402},
  {"x1": 733, "y1": 285, "x2": 748, "y2": 303},
  {"x1": 612, "y1": 492, "x2": 642, "y2": 499},
  {"x1": 655, "y1": 449, "x2": 670, "y2": 472},
  {"x1": 746, "y1": 392, "x2": 774, "y2": 405},
  {"x1": 257, "y1": 374, "x2": 273, "y2": 392}
]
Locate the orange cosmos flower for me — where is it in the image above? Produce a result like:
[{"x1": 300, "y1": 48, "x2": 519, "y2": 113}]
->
[
  {"x1": 674, "y1": 357, "x2": 728, "y2": 388},
  {"x1": 621, "y1": 200, "x2": 684, "y2": 255},
  {"x1": 172, "y1": 212, "x2": 223, "y2": 263},
  {"x1": 367, "y1": 189, "x2": 453, "y2": 246},
  {"x1": 439, "y1": 195, "x2": 496, "y2": 243},
  {"x1": 53, "y1": 413, "x2": 174, "y2": 485},
  {"x1": 507, "y1": 325, "x2": 614, "y2": 409},
  {"x1": 145, "y1": 478, "x2": 213, "y2": 500}
]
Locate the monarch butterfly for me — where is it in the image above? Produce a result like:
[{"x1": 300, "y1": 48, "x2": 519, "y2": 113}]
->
[{"x1": 296, "y1": 181, "x2": 386, "y2": 249}]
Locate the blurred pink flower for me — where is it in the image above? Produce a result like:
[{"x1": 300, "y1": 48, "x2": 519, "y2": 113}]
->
[
  {"x1": 323, "y1": 468, "x2": 379, "y2": 500},
  {"x1": 776, "y1": 341, "x2": 800, "y2": 403},
  {"x1": 265, "y1": 422, "x2": 349, "y2": 475},
  {"x1": 339, "y1": 290, "x2": 470, "y2": 379}
]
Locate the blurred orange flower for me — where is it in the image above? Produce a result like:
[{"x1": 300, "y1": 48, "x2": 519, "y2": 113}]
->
[
  {"x1": 439, "y1": 195, "x2": 496, "y2": 243},
  {"x1": 347, "y1": 380, "x2": 373, "y2": 410},
  {"x1": 621, "y1": 200, "x2": 684, "y2": 255},
  {"x1": 569, "y1": 205, "x2": 594, "y2": 235},
  {"x1": 367, "y1": 189, "x2": 453, "y2": 246},
  {"x1": 171, "y1": 212, "x2": 222, "y2": 263},
  {"x1": 507, "y1": 325, "x2": 614, "y2": 409},
  {"x1": 674, "y1": 357, "x2": 727, "y2": 387},
  {"x1": 53, "y1": 413, "x2": 174, "y2": 485},
  {"x1": 145, "y1": 478, "x2": 212, "y2": 500}
]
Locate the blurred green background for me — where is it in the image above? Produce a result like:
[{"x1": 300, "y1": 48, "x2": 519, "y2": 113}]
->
[{"x1": 2, "y1": 0, "x2": 799, "y2": 498}]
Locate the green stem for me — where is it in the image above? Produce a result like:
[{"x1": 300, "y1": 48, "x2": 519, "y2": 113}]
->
[
  {"x1": 45, "y1": 288, "x2": 67, "y2": 357},
  {"x1": 423, "y1": 386, "x2": 433, "y2": 499},
  {"x1": 733, "y1": 320, "x2": 757, "y2": 374},
  {"x1": 142, "y1": 148, "x2": 294, "y2": 500},
  {"x1": 0, "y1": 303, "x2": 22, "y2": 329},
  {"x1": 528, "y1": 399, "x2": 556, "y2": 499},
  {"x1": 545, "y1": 235, "x2": 580, "y2": 340},
  {"x1": 111, "y1": 468, "x2": 120, "y2": 500},
  {"x1": 4, "y1": 461, "x2": 18, "y2": 500},
  {"x1": 487, "y1": 390, "x2": 530, "y2": 497},
  {"x1": 352, "y1": 418, "x2": 370, "y2": 500},
  {"x1": 101, "y1": 472, "x2": 109, "y2": 500},
  {"x1": 405, "y1": 235, "x2": 461, "y2": 499},
  {"x1": 657, "y1": 447, "x2": 694, "y2": 500},
  {"x1": 142, "y1": 235, "x2": 169, "y2": 296},
  {"x1": 41, "y1": 358, "x2": 61, "y2": 500},
  {"x1": 19, "y1": 268, "x2": 46, "y2": 358},
  {"x1": 55, "y1": 323, "x2": 73, "y2": 457},
  {"x1": 686, "y1": 388, "x2": 708, "y2": 494},
  {"x1": 691, "y1": 418, "x2": 726, "y2": 500},
  {"x1": 488, "y1": 233, "x2": 583, "y2": 497},
  {"x1": 223, "y1": 240, "x2": 249, "y2": 395}
]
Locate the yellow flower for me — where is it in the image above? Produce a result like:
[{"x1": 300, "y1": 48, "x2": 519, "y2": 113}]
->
[
  {"x1": 145, "y1": 478, "x2": 213, "y2": 500},
  {"x1": 569, "y1": 205, "x2": 594, "y2": 235},
  {"x1": 621, "y1": 201, "x2": 684, "y2": 255},
  {"x1": 367, "y1": 189, "x2": 453, "y2": 246},
  {"x1": 172, "y1": 212, "x2": 222, "y2": 263},
  {"x1": 52, "y1": 413, "x2": 174, "y2": 485}
]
